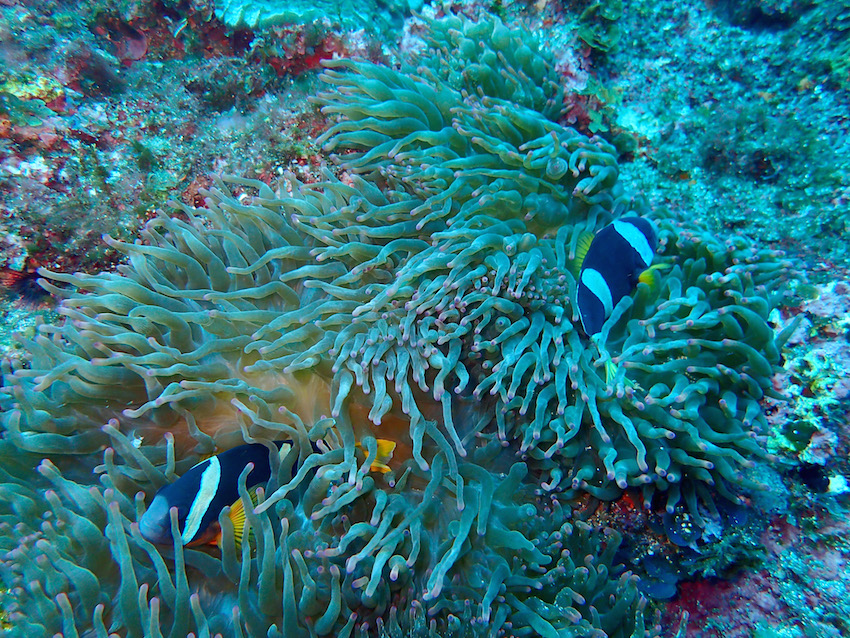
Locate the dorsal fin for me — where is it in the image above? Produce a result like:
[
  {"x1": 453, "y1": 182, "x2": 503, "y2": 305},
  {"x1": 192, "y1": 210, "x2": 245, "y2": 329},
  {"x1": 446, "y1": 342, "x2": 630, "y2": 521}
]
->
[{"x1": 570, "y1": 231, "x2": 595, "y2": 278}]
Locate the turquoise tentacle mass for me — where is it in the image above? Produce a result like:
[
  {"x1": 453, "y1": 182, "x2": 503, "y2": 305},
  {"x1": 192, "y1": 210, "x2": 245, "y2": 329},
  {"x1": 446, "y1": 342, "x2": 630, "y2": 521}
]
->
[{"x1": 0, "y1": 14, "x2": 790, "y2": 637}]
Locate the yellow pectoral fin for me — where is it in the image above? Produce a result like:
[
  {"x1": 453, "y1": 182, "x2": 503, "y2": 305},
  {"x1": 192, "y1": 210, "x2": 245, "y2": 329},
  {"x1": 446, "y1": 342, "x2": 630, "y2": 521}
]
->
[{"x1": 228, "y1": 485, "x2": 260, "y2": 548}]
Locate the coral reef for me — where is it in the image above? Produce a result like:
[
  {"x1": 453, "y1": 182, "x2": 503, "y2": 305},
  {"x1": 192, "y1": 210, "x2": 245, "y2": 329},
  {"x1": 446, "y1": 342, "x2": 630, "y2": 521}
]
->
[
  {"x1": 665, "y1": 510, "x2": 850, "y2": 637},
  {"x1": 0, "y1": 8, "x2": 793, "y2": 638},
  {"x1": 611, "y1": 0, "x2": 850, "y2": 268},
  {"x1": 0, "y1": 0, "x2": 377, "y2": 285}
]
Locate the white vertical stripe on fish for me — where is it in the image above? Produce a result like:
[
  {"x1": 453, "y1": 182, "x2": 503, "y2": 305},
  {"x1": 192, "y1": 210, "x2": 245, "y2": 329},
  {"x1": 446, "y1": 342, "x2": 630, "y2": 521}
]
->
[
  {"x1": 613, "y1": 220, "x2": 653, "y2": 267},
  {"x1": 581, "y1": 268, "x2": 613, "y2": 315},
  {"x1": 181, "y1": 456, "x2": 221, "y2": 544}
]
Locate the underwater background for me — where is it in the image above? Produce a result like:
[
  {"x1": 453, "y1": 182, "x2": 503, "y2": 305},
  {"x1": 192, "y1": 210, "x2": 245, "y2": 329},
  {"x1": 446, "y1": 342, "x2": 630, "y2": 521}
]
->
[{"x1": 0, "y1": 0, "x2": 849, "y2": 636}]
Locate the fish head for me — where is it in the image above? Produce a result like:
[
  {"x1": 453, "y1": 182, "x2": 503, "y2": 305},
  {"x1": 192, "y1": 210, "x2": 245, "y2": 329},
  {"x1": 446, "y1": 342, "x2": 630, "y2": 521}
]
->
[
  {"x1": 138, "y1": 489, "x2": 183, "y2": 545},
  {"x1": 137, "y1": 469, "x2": 205, "y2": 545}
]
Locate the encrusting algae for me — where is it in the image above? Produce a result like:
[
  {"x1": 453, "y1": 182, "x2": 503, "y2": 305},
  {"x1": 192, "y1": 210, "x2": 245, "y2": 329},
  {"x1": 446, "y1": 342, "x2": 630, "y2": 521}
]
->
[{"x1": 0, "y1": 14, "x2": 792, "y2": 638}]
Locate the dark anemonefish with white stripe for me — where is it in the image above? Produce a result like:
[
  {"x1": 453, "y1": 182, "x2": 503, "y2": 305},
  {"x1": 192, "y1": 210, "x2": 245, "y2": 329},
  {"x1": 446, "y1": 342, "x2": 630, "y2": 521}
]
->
[
  {"x1": 575, "y1": 217, "x2": 662, "y2": 336},
  {"x1": 138, "y1": 442, "x2": 281, "y2": 547},
  {"x1": 138, "y1": 437, "x2": 397, "y2": 548}
]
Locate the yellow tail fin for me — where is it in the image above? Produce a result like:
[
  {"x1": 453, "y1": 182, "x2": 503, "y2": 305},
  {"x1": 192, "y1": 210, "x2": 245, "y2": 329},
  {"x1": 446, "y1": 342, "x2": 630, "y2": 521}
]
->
[{"x1": 638, "y1": 263, "x2": 669, "y2": 289}]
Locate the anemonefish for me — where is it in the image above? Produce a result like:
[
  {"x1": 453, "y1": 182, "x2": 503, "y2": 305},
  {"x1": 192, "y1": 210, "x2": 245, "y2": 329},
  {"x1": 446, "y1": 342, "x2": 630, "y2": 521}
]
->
[
  {"x1": 575, "y1": 217, "x2": 661, "y2": 336},
  {"x1": 138, "y1": 437, "x2": 397, "y2": 548},
  {"x1": 138, "y1": 442, "x2": 278, "y2": 547}
]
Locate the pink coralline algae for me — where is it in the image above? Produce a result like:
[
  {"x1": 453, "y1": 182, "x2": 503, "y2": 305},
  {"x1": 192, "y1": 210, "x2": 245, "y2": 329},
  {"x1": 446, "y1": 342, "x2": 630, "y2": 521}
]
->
[{"x1": 667, "y1": 513, "x2": 850, "y2": 637}]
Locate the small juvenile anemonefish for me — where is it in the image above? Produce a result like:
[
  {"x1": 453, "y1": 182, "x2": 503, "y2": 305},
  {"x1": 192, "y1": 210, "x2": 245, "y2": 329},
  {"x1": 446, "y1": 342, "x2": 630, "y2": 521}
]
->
[
  {"x1": 138, "y1": 437, "x2": 397, "y2": 548},
  {"x1": 574, "y1": 217, "x2": 662, "y2": 336}
]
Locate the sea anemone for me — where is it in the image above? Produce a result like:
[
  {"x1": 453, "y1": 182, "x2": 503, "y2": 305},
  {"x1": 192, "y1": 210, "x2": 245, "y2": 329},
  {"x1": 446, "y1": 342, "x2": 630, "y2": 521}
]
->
[{"x1": 0, "y1": 14, "x2": 791, "y2": 637}]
